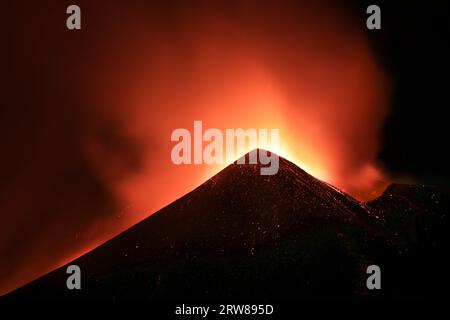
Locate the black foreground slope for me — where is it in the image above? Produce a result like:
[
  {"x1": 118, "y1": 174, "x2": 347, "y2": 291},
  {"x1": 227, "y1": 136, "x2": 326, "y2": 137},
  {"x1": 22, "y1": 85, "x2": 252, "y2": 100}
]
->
[
  {"x1": 6, "y1": 150, "x2": 450, "y2": 299},
  {"x1": 365, "y1": 184, "x2": 450, "y2": 297}
]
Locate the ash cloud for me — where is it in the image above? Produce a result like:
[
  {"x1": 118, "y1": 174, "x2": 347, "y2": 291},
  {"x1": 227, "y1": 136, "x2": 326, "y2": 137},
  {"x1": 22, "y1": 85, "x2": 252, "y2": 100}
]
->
[{"x1": 1, "y1": 0, "x2": 390, "y2": 295}]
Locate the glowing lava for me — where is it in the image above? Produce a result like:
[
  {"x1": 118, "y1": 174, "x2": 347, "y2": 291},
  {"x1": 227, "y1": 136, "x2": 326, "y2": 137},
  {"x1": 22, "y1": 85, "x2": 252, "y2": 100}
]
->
[
  {"x1": 0, "y1": 0, "x2": 391, "y2": 297},
  {"x1": 83, "y1": 0, "x2": 391, "y2": 225}
]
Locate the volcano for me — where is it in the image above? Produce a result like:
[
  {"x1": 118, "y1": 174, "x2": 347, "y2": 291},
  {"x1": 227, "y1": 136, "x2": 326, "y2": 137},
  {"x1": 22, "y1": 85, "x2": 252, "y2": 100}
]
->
[{"x1": 4, "y1": 150, "x2": 450, "y2": 300}]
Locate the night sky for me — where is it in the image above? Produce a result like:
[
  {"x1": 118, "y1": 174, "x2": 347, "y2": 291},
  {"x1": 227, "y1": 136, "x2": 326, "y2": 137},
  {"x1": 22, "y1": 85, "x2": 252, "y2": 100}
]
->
[
  {"x1": 364, "y1": 0, "x2": 450, "y2": 185},
  {"x1": 2, "y1": 0, "x2": 449, "y2": 296}
]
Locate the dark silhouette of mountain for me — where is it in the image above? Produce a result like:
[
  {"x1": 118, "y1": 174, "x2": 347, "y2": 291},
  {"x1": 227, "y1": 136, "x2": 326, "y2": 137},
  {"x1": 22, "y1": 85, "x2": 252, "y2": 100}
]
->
[
  {"x1": 4, "y1": 150, "x2": 450, "y2": 300},
  {"x1": 364, "y1": 183, "x2": 450, "y2": 297}
]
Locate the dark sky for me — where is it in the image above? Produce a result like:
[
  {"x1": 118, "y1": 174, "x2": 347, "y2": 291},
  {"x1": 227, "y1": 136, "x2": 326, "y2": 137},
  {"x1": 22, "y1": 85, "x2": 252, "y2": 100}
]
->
[
  {"x1": 2, "y1": 0, "x2": 450, "y2": 296},
  {"x1": 363, "y1": 0, "x2": 450, "y2": 185}
]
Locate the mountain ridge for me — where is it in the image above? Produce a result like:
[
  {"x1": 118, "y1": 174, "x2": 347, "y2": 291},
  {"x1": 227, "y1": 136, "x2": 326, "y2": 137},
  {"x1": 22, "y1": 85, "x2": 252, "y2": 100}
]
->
[{"x1": 5, "y1": 149, "x2": 450, "y2": 299}]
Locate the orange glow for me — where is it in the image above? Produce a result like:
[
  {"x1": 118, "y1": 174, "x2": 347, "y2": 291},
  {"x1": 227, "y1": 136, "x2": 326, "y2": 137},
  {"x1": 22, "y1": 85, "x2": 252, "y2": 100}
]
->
[
  {"x1": 0, "y1": 1, "x2": 392, "y2": 296},
  {"x1": 84, "y1": 1, "x2": 390, "y2": 229}
]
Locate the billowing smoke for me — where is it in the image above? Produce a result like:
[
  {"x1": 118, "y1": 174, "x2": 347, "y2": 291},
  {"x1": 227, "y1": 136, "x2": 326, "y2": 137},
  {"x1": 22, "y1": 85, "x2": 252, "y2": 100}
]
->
[
  {"x1": 1, "y1": 0, "x2": 390, "y2": 295},
  {"x1": 85, "y1": 0, "x2": 390, "y2": 216}
]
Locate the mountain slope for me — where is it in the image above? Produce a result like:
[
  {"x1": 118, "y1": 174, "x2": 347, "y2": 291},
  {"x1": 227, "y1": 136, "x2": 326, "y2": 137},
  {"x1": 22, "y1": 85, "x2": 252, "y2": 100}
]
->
[{"x1": 6, "y1": 150, "x2": 448, "y2": 299}]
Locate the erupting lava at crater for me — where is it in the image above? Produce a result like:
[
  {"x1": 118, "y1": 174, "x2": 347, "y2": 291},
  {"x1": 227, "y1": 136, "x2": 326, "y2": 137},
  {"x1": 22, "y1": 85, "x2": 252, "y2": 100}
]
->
[
  {"x1": 0, "y1": 0, "x2": 392, "y2": 297},
  {"x1": 85, "y1": 0, "x2": 391, "y2": 224}
]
